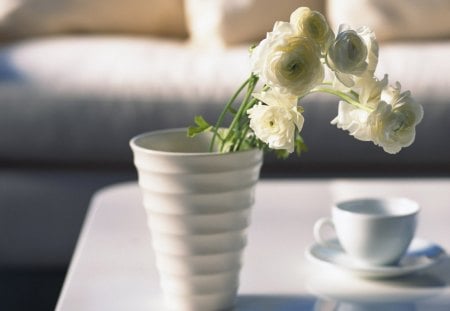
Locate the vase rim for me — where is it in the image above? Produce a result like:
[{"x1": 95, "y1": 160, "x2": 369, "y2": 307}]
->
[{"x1": 130, "y1": 128, "x2": 262, "y2": 157}]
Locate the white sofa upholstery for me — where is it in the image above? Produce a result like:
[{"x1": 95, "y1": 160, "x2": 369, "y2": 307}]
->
[{"x1": 1, "y1": 36, "x2": 449, "y2": 168}]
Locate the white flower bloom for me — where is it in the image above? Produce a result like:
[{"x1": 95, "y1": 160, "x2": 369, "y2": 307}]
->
[
  {"x1": 250, "y1": 21, "x2": 295, "y2": 78},
  {"x1": 250, "y1": 22, "x2": 324, "y2": 96},
  {"x1": 355, "y1": 74, "x2": 388, "y2": 109},
  {"x1": 331, "y1": 101, "x2": 372, "y2": 141},
  {"x1": 252, "y1": 87, "x2": 298, "y2": 109},
  {"x1": 368, "y1": 83, "x2": 423, "y2": 154},
  {"x1": 248, "y1": 88, "x2": 304, "y2": 152},
  {"x1": 330, "y1": 75, "x2": 387, "y2": 142},
  {"x1": 332, "y1": 82, "x2": 423, "y2": 153},
  {"x1": 247, "y1": 105, "x2": 298, "y2": 152},
  {"x1": 327, "y1": 25, "x2": 378, "y2": 87},
  {"x1": 190, "y1": 7, "x2": 423, "y2": 156},
  {"x1": 289, "y1": 7, "x2": 334, "y2": 52},
  {"x1": 359, "y1": 26, "x2": 379, "y2": 74}
]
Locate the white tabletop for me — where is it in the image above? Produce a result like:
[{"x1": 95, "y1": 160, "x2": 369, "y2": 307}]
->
[{"x1": 56, "y1": 179, "x2": 450, "y2": 310}]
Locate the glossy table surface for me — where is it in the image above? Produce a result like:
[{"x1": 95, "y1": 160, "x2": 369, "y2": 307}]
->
[{"x1": 56, "y1": 179, "x2": 450, "y2": 310}]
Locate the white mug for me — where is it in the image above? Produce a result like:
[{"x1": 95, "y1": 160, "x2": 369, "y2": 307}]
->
[{"x1": 314, "y1": 198, "x2": 420, "y2": 266}]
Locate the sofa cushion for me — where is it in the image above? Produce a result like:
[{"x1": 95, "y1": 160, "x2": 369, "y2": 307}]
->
[
  {"x1": 0, "y1": 0, "x2": 187, "y2": 40},
  {"x1": 0, "y1": 35, "x2": 449, "y2": 170},
  {"x1": 184, "y1": 0, "x2": 324, "y2": 47},
  {"x1": 327, "y1": 0, "x2": 450, "y2": 41},
  {"x1": 0, "y1": 36, "x2": 250, "y2": 164}
]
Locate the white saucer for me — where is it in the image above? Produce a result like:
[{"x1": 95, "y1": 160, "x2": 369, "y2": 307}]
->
[{"x1": 306, "y1": 238, "x2": 446, "y2": 278}]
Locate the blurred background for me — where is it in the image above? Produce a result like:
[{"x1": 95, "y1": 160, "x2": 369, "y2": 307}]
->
[{"x1": 0, "y1": 0, "x2": 449, "y2": 310}]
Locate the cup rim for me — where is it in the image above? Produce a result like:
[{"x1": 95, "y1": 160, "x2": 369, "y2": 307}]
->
[
  {"x1": 130, "y1": 128, "x2": 261, "y2": 157},
  {"x1": 333, "y1": 197, "x2": 420, "y2": 218}
]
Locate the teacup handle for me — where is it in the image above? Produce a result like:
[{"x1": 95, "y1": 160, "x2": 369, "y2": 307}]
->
[{"x1": 313, "y1": 217, "x2": 337, "y2": 248}]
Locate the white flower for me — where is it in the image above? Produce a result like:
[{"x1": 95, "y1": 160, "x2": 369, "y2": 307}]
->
[
  {"x1": 289, "y1": 7, "x2": 334, "y2": 52},
  {"x1": 368, "y1": 83, "x2": 424, "y2": 154},
  {"x1": 332, "y1": 82, "x2": 423, "y2": 153},
  {"x1": 190, "y1": 6, "x2": 423, "y2": 157},
  {"x1": 331, "y1": 101, "x2": 372, "y2": 141},
  {"x1": 250, "y1": 21, "x2": 324, "y2": 96},
  {"x1": 250, "y1": 22, "x2": 294, "y2": 78},
  {"x1": 252, "y1": 87, "x2": 298, "y2": 110},
  {"x1": 331, "y1": 75, "x2": 387, "y2": 142},
  {"x1": 248, "y1": 88, "x2": 304, "y2": 152},
  {"x1": 327, "y1": 25, "x2": 378, "y2": 87},
  {"x1": 355, "y1": 74, "x2": 388, "y2": 109}
]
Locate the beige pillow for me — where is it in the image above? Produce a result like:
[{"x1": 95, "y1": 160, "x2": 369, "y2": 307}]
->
[
  {"x1": 327, "y1": 0, "x2": 450, "y2": 41},
  {"x1": 185, "y1": 0, "x2": 325, "y2": 47},
  {"x1": 0, "y1": 0, "x2": 187, "y2": 40}
]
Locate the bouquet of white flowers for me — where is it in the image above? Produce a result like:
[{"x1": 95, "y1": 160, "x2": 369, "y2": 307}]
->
[{"x1": 188, "y1": 7, "x2": 423, "y2": 158}]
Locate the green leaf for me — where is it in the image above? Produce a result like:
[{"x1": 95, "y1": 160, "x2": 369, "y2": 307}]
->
[
  {"x1": 187, "y1": 115, "x2": 212, "y2": 137},
  {"x1": 227, "y1": 106, "x2": 238, "y2": 114},
  {"x1": 187, "y1": 126, "x2": 202, "y2": 137},
  {"x1": 295, "y1": 134, "x2": 308, "y2": 157},
  {"x1": 275, "y1": 149, "x2": 290, "y2": 159},
  {"x1": 194, "y1": 115, "x2": 211, "y2": 128}
]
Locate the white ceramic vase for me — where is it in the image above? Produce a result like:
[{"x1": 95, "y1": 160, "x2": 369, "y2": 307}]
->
[{"x1": 130, "y1": 128, "x2": 263, "y2": 311}]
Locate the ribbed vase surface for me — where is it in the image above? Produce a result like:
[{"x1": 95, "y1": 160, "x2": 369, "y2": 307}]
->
[{"x1": 130, "y1": 129, "x2": 263, "y2": 311}]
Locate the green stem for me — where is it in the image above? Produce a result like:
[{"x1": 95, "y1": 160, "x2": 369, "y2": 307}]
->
[
  {"x1": 221, "y1": 74, "x2": 258, "y2": 151},
  {"x1": 232, "y1": 82, "x2": 268, "y2": 151},
  {"x1": 311, "y1": 87, "x2": 372, "y2": 112},
  {"x1": 233, "y1": 96, "x2": 259, "y2": 150},
  {"x1": 210, "y1": 75, "x2": 253, "y2": 152},
  {"x1": 234, "y1": 123, "x2": 251, "y2": 151}
]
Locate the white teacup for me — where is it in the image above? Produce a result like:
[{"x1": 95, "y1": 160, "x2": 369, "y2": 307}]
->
[{"x1": 314, "y1": 198, "x2": 420, "y2": 266}]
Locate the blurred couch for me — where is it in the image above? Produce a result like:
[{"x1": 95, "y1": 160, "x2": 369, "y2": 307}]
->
[{"x1": 0, "y1": 0, "x2": 449, "y2": 290}]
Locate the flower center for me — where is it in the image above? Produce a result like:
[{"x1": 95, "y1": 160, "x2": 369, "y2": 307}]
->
[{"x1": 287, "y1": 60, "x2": 303, "y2": 76}]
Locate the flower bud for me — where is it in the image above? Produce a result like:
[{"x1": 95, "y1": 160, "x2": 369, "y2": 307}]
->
[
  {"x1": 327, "y1": 30, "x2": 368, "y2": 75},
  {"x1": 290, "y1": 7, "x2": 334, "y2": 50}
]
